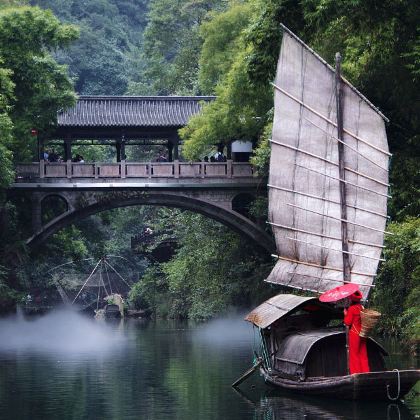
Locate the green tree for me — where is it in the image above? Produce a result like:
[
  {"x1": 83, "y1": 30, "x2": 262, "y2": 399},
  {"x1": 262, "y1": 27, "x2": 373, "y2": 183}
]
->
[
  {"x1": 129, "y1": 209, "x2": 272, "y2": 321},
  {"x1": 0, "y1": 6, "x2": 78, "y2": 162},
  {"x1": 0, "y1": 65, "x2": 14, "y2": 188},
  {"x1": 180, "y1": 2, "x2": 272, "y2": 159},
  {"x1": 372, "y1": 218, "x2": 420, "y2": 346},
  {"x1": 33, "y1": 0, "x2": 149, "y2": 94},
  {"x1": 245, "y1": 0, "x2": 420, "y2": 219},
  {"x1": 0, "y1": 5, "x2": 79, "y2": 306},
  {"x1": 130, "y1": 0, "x2": 225, "y2": 95}
]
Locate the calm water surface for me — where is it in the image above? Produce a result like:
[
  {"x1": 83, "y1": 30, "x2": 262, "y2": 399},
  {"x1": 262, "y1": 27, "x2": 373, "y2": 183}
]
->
[{"x1": 0, "y1": 310, "x2": 418, "y2": 420}]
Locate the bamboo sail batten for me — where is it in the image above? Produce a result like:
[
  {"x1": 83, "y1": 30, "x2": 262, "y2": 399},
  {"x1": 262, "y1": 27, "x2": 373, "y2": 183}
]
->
[
  {"x1": 270, "y1": 140, "x2": 389, "y2": 189},
  {"x1": 278, "y1": 23, "x2": 389, "y2": 123},
  {"x1": 294, "y1": 164, "x2": 391, "y2": 199},
  {"x1": 271, "y1": 255, "x2": 377, "y2": 277},
  {"x1": 267, "y1": 221, "x2": 386, "y2": 249},
  {"x1": 343, "y1": 167, "x2": 390, "y2": 188},
  {"x1": 270, "y1": 139, "x2": 338, "y2": 166},
  {"x1": 286, "y1": 202, "x2": 393, "y2": 235},
  {"x1": 303, "y1": 117, "x2": 389, "y2": 173},
  {"x1": 267, "y1": 184, "x2": 389, "y2": 219},
  {"x1": 271, "y1": 83, "x2": 391, "y2": 157},
  {"x1": 285, "y1": 237, "x2": 385, "y2": 261},
  {"x1": 286, "y1": 272, "x2": 376, "y2": 288}
]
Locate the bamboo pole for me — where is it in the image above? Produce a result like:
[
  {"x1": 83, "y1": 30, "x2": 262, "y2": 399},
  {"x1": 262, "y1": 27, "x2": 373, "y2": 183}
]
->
[
  {"x1": 267, "y1": 221, "x2": 386, "y2": 249},
  {"x1": 267, "y1": 184, "x2": 389, "y2": 219},
  {"x1": 279, "y1": 23, "x2": 389, "y2": 122},
  {"x1": 272, "y1": 83, "x2": 391, "y2": 156},
  {"x1": 72, "y1": 258, "x2": 102, "y2": 304},
  {"x1": 304, "y1": 117, "x2": 389, "y2": 173},
  {"x1": 270, "y1": 140, "x2": 389, "y2": 189},
  {"x1": 271, "y1": 254, "x2": 377, "y2": 277},
  {"x1": 285, "y1": 237, "x2": 385, "y2": 261},
  {"x1": 295, "y1": 163, "x2": 391, "y2": 198},
  {"x1": 231, "y1": 359, "x2": 262, "y2": 388},
  {"x1": 286, "y1": 202, "x2": 393, "y2": 235},
  {"x1": 285, "y1": 271, "x2": 375, "y2": 288}
]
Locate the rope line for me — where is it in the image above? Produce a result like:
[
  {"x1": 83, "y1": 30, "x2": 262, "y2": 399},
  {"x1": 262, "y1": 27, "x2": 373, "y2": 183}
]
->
[{"x1": 386, "y1": 369, "x2": 401, "y2": 401}]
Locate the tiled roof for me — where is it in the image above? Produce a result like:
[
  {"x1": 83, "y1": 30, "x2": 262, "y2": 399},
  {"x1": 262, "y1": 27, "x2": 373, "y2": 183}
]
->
[{"x1": 57, "y1": 96, "x2": 216, "y2": 127}]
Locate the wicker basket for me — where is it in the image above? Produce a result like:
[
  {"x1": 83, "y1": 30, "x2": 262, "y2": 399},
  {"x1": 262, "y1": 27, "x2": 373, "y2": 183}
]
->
[{"x1": 360, "y1": 309, "x2": 381, "y2": 338}]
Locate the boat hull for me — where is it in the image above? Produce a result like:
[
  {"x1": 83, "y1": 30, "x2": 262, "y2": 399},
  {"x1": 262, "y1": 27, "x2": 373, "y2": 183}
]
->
[{"x1": 261, "y1": 368, "x2": 420, "y2": 400}]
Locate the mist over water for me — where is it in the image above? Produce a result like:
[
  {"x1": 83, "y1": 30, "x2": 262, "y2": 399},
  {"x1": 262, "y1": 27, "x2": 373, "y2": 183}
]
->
[
  {"x1": 0, "y1": 311, "x2": 418, "y2": 420},
  {"x1": 0, "y1": 308, "x2": 126, "y2": 355},
  {"x1": 192, "y1": 312, "x2": 254, "y2": 349}
]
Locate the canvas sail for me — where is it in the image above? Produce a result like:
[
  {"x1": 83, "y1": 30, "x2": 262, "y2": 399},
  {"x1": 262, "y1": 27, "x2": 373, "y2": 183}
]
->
[{"x1": 267, "y1": 26, "x2": 390, "y2": 298}]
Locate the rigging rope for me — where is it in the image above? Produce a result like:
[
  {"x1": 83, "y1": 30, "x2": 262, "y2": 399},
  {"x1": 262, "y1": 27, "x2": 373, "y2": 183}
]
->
[
  {"x1": 386, "y1": 369, "x2": 401, "y2": 401},
  {"x1": 104, "y1": 259, "x2": 131, "y2": 287},
  {"x1": 259, "y1": 328, "x2": 271, "y2": 370},
  {"x1": 72, "y1": 258, "x2": 102, "y2": 304},
  {"x1": 99, "y1": 261, "x2": 109, "y2": 297},
  {"x1": 104, "y1": 260, "x2": 113, "y2": 295},
  {"x1": 96, "y1": 275, "x2": 101, "y2": 311}
]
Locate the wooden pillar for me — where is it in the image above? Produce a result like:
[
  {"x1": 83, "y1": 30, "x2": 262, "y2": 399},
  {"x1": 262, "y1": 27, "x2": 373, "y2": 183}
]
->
[
  {"x1": 172, "y1": 134, "x2": 179, "y2": 161},
  {"x1": 64, "y1": 137, "x2": 72, "y2": 162},
  {"x1": 37, "y1": 135, "x2": 41, "y2": 162},
  {"x1": 227, "y1": 141, "x2": 232, "y2": 160},
  {"x1": 121, "y1": 135, "x2": 126, "y2": 161},
  {"x1": 116, "y1": 141, "x2": 121, "y2": 162},
  {"x1": 168, "y1": 143, "x2": 173, "y2": 162}
]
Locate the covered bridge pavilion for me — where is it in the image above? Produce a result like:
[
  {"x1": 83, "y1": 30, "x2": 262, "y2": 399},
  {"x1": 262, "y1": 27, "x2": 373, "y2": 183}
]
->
[{"x1": 42, "y1": 95, "x2": 217, "y2": 163}]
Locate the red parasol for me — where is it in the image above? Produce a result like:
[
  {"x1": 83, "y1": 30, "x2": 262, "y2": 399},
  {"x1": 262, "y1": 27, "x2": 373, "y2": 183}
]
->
[{"x1": 319, "y1": 283, "x2": 360, "y2": 303}]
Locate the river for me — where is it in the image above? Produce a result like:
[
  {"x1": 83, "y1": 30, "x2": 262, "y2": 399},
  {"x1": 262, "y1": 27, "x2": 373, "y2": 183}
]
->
[{"x1": 0, "y1": 309, "x2": 418, "y2": 419}]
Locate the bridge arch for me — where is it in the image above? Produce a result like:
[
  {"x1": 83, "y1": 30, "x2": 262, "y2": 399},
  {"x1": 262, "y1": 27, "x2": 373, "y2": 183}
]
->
[
  {"x1": 40, "y1": 193, "x2": 70, "y2": 224},
  {"x1": 27, "y1": 192, "x2": 275, "y2": 253}
]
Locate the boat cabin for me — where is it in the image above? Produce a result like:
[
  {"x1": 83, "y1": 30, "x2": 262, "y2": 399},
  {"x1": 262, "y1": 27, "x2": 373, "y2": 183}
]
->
[{"x1": 245, "y1": 294, "x2": 387, "y2": 380}]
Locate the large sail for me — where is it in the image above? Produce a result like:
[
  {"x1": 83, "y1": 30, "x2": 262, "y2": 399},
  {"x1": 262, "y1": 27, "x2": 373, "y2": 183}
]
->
[{"x1": 267, "y1": 25, "x2": 390, "y2": 298}]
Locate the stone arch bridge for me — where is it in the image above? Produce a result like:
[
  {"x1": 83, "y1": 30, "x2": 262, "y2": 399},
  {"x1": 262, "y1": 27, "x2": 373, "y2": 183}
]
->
[
  {"x1": 12, "y1": 161, "x2": 274, "y2": 253},
  {"x1": 10, "y1": 96, "x2": 274, "y2": 252}
]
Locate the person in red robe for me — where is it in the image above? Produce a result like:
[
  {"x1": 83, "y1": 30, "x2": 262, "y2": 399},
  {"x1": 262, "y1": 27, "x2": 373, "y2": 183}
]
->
[{"x1": 343, "y1": 290, "x2": 370, "y2": 374}]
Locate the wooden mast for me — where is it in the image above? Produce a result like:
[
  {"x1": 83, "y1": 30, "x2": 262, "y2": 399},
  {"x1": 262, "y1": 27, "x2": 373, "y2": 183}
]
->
[
  {"x1": 335, "y1": 53, "x2": 351, "y2": 284},
  {"x1": 336, "y1": 53, "x2": 351, "y2": 375}
]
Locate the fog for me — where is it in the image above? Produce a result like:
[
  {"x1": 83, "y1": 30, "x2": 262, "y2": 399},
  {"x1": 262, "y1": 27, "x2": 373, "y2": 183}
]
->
[
  {"x1": 192, "y1": 312, "x2": 255, "y2": 349},
  {"x1": 0, "y1": 308, "x2": 126, "y2": 355}
]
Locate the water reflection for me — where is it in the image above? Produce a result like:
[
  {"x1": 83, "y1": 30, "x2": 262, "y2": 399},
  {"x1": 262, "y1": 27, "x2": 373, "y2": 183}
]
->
[
  {"x1": 0, "y1": 313, "x2": 417, "y2": 420},
  {"x1": 250, "y1": 393, "x2": 416, "y2": 420}
]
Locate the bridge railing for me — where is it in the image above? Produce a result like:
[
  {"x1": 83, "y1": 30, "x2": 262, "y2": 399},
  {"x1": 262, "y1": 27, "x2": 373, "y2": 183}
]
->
[{"x1": 14, "y1": 161, "x2": 255, "y2": 181}]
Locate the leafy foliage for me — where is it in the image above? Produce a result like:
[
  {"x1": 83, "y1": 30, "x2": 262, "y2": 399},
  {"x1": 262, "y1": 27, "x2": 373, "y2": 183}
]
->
[
  {"x1": 129, "y1": 0, "x2": 225, "y2": 95},
  {"x1": 0, "y1": 65, "x2": 14, "y2": 188},
  {"x1": 0, "y1": 6, "x2": 78, "y2": 162},
  {"x1": 32, "y1": 0, "x2": 149, "y2": 94},
  {"x1": 128, "y1": 209, "x2": 272, "y2": 321},
  {"x1": 372, "y1": 218, "x2": 420, "y2": 346},
  {"x1": 0, "y1": 4, "x2": 80, "y2": 301},
  {"x1": 180, "y1": 3, "x2": 272, "y2": 159}
]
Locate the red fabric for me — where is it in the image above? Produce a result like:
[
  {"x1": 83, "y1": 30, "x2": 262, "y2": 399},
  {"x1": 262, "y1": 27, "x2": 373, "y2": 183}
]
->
[{"x1": 344, "y1": 304, "x2": 370, "y2": 374}]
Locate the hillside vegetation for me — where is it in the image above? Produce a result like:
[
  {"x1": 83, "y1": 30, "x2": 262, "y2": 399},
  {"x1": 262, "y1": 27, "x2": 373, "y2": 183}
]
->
[{"x1": 0, "y1": 1, "x2": 418, "y2": 343}]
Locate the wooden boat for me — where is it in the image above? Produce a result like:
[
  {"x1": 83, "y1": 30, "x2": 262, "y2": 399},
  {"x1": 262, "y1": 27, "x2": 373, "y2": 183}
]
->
[
  {"x1": 243, "y1": 27, "x2": 420, "y2": 399},
  {"x1": 245, "y1": 294, "x2": 420, "y2": 400}
]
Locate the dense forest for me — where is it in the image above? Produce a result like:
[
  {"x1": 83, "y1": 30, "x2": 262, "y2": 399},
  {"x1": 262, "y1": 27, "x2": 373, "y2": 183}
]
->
[{"x1": 0, "y1": 0, "x2": 418, "y2": 346}]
